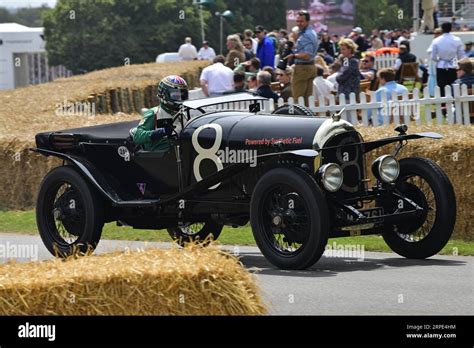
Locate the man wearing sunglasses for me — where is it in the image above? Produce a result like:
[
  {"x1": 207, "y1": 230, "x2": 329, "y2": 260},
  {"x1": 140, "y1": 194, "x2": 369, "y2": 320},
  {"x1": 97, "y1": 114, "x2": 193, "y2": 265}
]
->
[{"x1": 360, "y1": 55, "x2": 377, "y2": 89}]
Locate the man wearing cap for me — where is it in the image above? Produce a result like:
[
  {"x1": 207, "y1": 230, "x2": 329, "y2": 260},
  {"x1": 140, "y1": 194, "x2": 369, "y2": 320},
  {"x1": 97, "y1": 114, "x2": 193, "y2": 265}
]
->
[
  {"x1": 284, "y1": 10, "x2": 318, "y2": 106},
  {"x1": 255, "y1": 25, "x2": 275, "y2": 68},
  {"x1": 351, "y1": 27, "x2": 367, "y2": 56},
  {"x1": 198, "y1": 41, "x2": 216, "y2": 61},
  {"x1": 394, "y1": 43, "x2": 417, "y2": 81}
]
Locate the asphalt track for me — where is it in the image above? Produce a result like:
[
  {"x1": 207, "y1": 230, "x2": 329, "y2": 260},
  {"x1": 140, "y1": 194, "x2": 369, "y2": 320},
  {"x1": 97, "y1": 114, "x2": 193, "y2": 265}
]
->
[{"x1": 1, "y1": 233, "x2": 472, "y2": 315}]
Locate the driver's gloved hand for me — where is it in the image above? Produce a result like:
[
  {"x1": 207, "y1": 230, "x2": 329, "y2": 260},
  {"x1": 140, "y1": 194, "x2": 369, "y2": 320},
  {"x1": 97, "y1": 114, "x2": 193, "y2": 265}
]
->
[
  {"x1": 150, "y1": 126, "x2": 174, "y2": 141},
  {"x1": 150, "y1": 128, "x2": 166, "y2": 141},
  {"x1": 164, "y1": 125, "x2": 174, "y2": 136}
]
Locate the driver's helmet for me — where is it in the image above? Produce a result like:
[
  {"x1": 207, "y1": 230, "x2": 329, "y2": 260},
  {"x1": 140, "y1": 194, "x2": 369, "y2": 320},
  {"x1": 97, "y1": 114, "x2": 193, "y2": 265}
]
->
[{"x1": 157, "y1": 75, "x2": 189, "y2": 114}]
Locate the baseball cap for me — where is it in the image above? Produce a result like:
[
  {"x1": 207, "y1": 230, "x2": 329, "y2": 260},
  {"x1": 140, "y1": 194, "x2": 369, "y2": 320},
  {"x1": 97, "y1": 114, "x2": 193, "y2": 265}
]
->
[
  {"x1": 255, "y1": 25, "x2": 265, "y2": 33},
  {"x1": 352, "y1": 27, "x2": 362, "y2": 34}
]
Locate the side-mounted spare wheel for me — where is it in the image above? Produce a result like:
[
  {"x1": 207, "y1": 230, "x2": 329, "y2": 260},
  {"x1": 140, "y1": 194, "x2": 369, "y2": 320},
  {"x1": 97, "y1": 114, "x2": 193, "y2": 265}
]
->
[
  {"x1": 36, "y1": 166, "x2": 104, "y2": 257},
  {"x1": 250, "y1": 168, "x2": 329, "y2": 270},
  {"x1": 381, "y1": 157, "x2": 456, "y2": 259}
]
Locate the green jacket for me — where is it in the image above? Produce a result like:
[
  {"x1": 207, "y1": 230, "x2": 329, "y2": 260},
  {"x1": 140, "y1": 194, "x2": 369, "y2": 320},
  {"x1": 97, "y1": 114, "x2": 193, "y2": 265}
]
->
[{"x1": 130, "y1": 107, "x2": 171, "y2": 152}]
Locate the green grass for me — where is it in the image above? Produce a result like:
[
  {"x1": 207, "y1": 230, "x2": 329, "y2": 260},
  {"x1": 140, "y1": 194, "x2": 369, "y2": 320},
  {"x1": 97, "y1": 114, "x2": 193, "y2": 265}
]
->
[{"x1": 0, "y1": 210, "x2": 472, "y2": 256}]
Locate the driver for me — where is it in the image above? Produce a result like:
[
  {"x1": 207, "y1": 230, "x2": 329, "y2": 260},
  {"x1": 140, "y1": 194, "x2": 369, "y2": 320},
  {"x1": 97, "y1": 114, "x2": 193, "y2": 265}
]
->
[{"x1": 130, "y1": 75, "x2": 189, "y2": 151}]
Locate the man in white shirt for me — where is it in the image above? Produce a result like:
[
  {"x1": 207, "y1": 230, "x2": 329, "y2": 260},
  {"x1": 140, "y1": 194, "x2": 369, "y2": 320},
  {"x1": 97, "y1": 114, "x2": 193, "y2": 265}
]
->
[
  {"x1": 178, "y1": 37, "x2": 198, "y2": 61},
  {"x1": 197, "y1": 41, "x2": 216, "y2": 61},
  {"x1": 200, "y1": 55, "x2": 234, "y2": 97},
  {"x1": 313, "y1": 65, "x2": 334, "y2": 101},
  {"x1": 431, "y1": 22, "x2": 465, "y2": 96}
]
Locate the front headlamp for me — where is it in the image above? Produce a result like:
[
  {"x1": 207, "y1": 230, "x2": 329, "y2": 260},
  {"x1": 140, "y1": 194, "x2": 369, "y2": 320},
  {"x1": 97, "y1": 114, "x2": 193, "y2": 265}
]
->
[{"x1": 372, "y1": 155, "x2": 400, "y2": 183}]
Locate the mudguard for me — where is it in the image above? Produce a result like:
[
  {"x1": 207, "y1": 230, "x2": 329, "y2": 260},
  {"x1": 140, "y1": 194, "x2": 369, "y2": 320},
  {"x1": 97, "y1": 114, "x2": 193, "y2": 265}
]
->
[{"x1": 30, "y1": 148, "x2": 138, "y2": 206}]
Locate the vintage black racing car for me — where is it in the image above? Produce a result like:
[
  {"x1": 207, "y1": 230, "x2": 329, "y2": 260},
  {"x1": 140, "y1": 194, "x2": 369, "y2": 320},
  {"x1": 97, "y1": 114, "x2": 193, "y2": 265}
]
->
[{"x1": 32, "y1": 93, "x2": 456, "y2": 269}]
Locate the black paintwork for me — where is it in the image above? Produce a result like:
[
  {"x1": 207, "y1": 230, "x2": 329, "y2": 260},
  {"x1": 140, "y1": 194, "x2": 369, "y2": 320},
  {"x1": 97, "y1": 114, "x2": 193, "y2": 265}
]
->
[{"x1": 32, "y1": 102, "x2": 443, "y2": 234}]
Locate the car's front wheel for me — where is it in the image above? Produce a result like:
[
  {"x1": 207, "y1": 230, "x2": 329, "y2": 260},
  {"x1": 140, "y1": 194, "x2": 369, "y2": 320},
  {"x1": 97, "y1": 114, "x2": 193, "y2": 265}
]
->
[
  {"x1": 167, "y1": 221, "x2": 223, "y2": 246},
  {"x1": 250, "y1": 168, "x2": 329, "y2": 270},
  {"x1": 381, "y1": 157, "x2": 456, "y2": 259},
  {"x1": 36, "y1": 166, "x2": 104, "y2": 257}
]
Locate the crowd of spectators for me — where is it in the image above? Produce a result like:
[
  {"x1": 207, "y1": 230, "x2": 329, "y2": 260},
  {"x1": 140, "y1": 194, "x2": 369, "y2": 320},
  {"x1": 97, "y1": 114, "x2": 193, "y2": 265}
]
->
[{"x1": 174, "y1": 10, "x2": 474, "y2": 116}]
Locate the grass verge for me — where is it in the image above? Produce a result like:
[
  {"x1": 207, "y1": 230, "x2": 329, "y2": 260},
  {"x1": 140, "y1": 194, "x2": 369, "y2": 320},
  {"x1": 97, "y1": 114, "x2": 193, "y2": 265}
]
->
[{"x1": 0, "y1": 210, "x2": 472, "y2": 256}]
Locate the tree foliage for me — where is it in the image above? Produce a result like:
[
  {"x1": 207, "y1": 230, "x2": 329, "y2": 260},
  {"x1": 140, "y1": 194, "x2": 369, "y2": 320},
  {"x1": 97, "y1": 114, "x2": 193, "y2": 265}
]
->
[
  {"x1": 42, "y1": 0, "x2": 286, "y2": 74},
  {"x1": 355, "y1": 0, "x2": 412, "y2": 33},
  {"x1": 0, "y1": 5, "x2": 50, "y2": 27}
]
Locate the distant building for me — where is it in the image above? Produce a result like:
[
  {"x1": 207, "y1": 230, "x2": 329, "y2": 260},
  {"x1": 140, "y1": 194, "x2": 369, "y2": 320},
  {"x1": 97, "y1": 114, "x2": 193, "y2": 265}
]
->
[{"x1": 0, "y1": 23, "x2": 71, "y2": 90}]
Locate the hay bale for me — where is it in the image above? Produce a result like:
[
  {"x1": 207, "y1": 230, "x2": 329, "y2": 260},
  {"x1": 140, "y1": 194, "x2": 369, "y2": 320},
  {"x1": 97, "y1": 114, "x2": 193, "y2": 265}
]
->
[
  {"x1": 0, "y1": 61, "x2": 208, "y2": 142},
  {"x1": 0, "y1": 140, "x2": 61, "y2": 210},
  {"x1": 0, "y1": 246, "x2": 266, "y2": 315},
  {"x1": 358, "y1": 124, "x2": 474, "y2": 241},
  {"x1": 132, "y1": 89, "x2": 143, "y2": 113}
]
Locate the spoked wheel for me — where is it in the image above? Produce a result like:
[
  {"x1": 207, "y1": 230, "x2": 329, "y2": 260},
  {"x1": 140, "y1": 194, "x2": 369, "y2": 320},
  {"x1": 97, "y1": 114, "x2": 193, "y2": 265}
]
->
[
  {"x1": 36, "y1": 166, "x2": 104, "y2": 257},
  {"x1": 167, "y1": 221, "x2": 223, "y2": 246},
  {"x1": 382, "y1": 157, "x2": 456, "y2": 259},
  {"x1": 250, "y1": 168, "x2": 329, "y2": 270},
  {"x1": 262, "y1": 188, "x2": 308, "y2": 254},
  {"x1": 272, "y1": 104, "x2": 314, "y2": 117}
]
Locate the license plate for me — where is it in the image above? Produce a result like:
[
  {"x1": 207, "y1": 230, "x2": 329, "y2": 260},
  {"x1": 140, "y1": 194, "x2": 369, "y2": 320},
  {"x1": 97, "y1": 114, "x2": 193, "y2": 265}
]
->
[
  {"x1": 360, "y1": 207, "x2": 384, "y2": 219},
  {"x1": 346, "y1": 207, "x2": 384, "y2": 222}
]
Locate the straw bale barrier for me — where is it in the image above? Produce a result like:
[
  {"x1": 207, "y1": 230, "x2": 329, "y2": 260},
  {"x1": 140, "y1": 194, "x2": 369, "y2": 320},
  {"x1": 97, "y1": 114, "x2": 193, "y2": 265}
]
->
[
  {"x1": 358, "y1": 125, "x2": 473, "y2": 241},
  {"x1": 0, "y1": 246, "x2": 266, "y2": 315}
]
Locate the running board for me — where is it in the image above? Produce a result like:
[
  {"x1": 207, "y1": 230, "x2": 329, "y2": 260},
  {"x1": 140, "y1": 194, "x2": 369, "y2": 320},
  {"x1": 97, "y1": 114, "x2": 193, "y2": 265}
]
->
[{"x1": 111, "y1": 199, "x2": 160, "y2": 207}]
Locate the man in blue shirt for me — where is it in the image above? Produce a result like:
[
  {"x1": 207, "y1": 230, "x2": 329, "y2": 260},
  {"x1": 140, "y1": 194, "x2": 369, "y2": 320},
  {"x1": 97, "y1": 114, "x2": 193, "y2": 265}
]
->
[
  {"x1": 374, "y1": 68, "x2": 409, "y2": 125},
  {"x1": 284, "y1": 10, "x2": 318, "y2": 106},
  {"x1": 255, "y1": 25, "x2": 275, "y2": 69}
]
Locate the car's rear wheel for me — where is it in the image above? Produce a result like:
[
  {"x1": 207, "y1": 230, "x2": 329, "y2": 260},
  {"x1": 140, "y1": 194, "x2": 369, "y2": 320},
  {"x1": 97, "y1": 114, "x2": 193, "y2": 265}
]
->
[
  {"x1": 36, "y1": 166, "x2": 104, "y2": 257},
  {"x1": 272, "y1": 104, "x2": 314, "y2": 116},
  {"x1": 381, "y1": 157, "x2": 456, "y2": 259},
  {"x1": 167, "y1": 221, "x2": 223, "y2": 246},
  {"x1": 250, "y1": 168, "x2": 329, "y2": 270}
]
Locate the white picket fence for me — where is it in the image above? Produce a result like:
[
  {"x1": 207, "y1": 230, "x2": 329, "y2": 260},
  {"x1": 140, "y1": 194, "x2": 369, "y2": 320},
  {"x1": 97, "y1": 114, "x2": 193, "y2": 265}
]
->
[
  {"x1": 373, "y1": 53, "x2": 399, "y2": 70},
  {"x1": 189, "y1": 84, "x2": 474, "y2": 126}
]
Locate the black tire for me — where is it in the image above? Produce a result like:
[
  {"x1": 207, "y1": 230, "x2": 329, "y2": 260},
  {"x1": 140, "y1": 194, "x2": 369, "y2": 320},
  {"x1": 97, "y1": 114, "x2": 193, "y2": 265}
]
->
[
  {"x1": 272, "y1": 104, "x2": 314, "y2": 116},
  {"x1": 250, "y1": 168, "x2": 329, "y2": 270},
  {"x1": 382, "y1": 157, "x2": 456, "y2": 259},
  {"x1": 36, "y1": 166, "x2": 104, "y2": 257},
  {"x1": 167, "y1": 221, "x2": 223, "y2": 246}
]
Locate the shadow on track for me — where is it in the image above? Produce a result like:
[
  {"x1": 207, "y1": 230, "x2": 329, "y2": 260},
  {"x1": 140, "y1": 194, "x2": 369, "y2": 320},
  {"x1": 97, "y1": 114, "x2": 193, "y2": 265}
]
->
[{"x1": 238, "y1": 251, "x2": 467, "y2": 278}]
